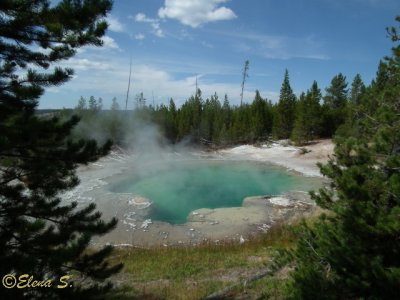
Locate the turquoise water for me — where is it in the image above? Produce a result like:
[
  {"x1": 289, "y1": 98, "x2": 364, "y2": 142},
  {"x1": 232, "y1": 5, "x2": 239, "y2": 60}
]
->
[{"x1": 109, "y1": 160, "x2": 320, "y2": 224}]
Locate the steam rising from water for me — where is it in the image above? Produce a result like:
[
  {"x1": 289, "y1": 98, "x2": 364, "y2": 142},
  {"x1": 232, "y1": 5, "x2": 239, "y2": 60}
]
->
[{"x1": 64, "y1": 114, "x2": 322, "y2": 245}]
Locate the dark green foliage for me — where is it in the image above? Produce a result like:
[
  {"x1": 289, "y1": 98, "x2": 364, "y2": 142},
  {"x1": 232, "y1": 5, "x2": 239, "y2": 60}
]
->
[
  {"x1": 285, "y1": 16, "x2": 400, "y2": 300},
  {"x1": 148, "y1": 89, "x2": 273, "y2": 145},
  {"x1": 336, "y1": 74, "x2": 366, "y2": 139},
  {"x1": 291, "y1": 81, "x2": 322, "y2": 145},
  {"x1": 176, "y1": 91, "x2": 203, "y2": 142},
  {"x1": 76, "y1": 96, "x2": 88, "y2": 111},
  {"x1": 248, "y1": 90, "x2": 273, "y2": 142},
  {"x1": 152, "y1": 99, "x2": 178, "y2": 143},
  {"x1": 0, "y1": 1, "x2": 122, "y2": 299},
  {"x1": 350, "y1": 74, "x2": 366, "y2": 105},
  {"x1": 321, "y1": 73, "x2": 349, "y2": 137},
  {"x1": 273, "y1": 69, "x2": 297, "y2": 139},
  {"x1": 218, "y1": 94, "x2": 232, "y2": 144}
]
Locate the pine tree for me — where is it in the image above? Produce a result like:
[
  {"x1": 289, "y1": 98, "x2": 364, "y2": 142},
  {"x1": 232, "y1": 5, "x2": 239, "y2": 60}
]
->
[
  {"x1": 250, "y1": 90, "x2": 273, "y2": 141},
  {"x1": 221, "y1": 94, "x2": 232, "y2": 128},
  {"x1": 97, "y1": 97, "x2": 103, "y2": 111},
  {"x1": 218, "y1": 94, "x2": 232, "y2": 144},
  {"x1": 88, "y1": 95, "x2": 98, "y2": 112},
  {"x1": 107, "y1": 97, "x2": 124, "y2": 144},
  {"x1": 337, "y1": 74, "x2": 366, "y2": 139},
  {"x1": 284, "y1": 17, "x2": 400, "y2": 300},
  {"x1": 110, "y1": 97, "x2": 120, "y2": 111},
  {"x1": 202, "y1": 92, "x2": 222, "y2": 143},
  {"x1": 321, "y1": 73, "x2": 348, "y2": 137},
  {"x1": 76, "y1": 96, "x2": 88, "y2": 111},
  {"x1": 0, "y1": 1, "x2": 122, "y2": 299},
  {"x1": 165, "y1": 98, "x2": 177, "y2": 142},
  {"x1": 371, "y1": 60, "x2": 390, "y2": 91},
  {"x1": 291, "y1": 81, "x2": 322, "y2": 144},
  {"x1": 291, "y1": 92, "x2": 308, "y2": 144},
  {"x1": 273, "y1": 69, "x2": 297, "y2": 139},
  {"x1": 350, "y1": 74, "x2": 366, "y2": 105},
  {"x1": 176, "y1": 92, "x2": 203, "y2": 141}
]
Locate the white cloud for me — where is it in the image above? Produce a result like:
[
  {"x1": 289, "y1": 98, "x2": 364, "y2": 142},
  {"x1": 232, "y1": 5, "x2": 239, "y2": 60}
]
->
[
  {"x1": 134, "y1": 33, "x2": 145, "y2": 40},
  {"x1": 218, "y1": 30, "x2": 329, "y2": 60},
  {"x1": 75, "y1": 35, "x2": 119, "y2": 54},
  {"x1": 67, "y1": 58, "x2": 111, "y2": 71},
  {"x1": 134, "y1": 13, "x2": 164, "y2": 37},
  {"x1": 58, "y1": 58, "x2": 277, "y2": 108},
  {"x1": 101, "y1": 36, "x2": 119, "y2": 49},
  {"x1": 158, "y1": 0, "x2": 237, "y2": 28},
  {"x1": 151, "y1": 23, "x2": 164, "y2": 38},
  {"x1": 134, "y1": 13, "x2": 153, "y2": 23},
  {"x1": 106, "y1": 15, "x2": 125, "y2": 32}
]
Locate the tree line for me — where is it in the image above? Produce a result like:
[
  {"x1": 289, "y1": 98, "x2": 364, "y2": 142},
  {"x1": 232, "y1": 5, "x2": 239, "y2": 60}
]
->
[{"x1": 69, "y1": 69, "x2": 365, "y2": 147}]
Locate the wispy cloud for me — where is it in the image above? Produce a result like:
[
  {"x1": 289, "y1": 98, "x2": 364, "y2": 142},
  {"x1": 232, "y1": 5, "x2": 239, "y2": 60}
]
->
[
  {"x1": 76, "y1": 35, "x2": 120, "y2": 54},
  {"x1": 215, "y1": 30, "x2": 329, "y2": 60},
  {"x1": 66, "y1": 58, "x2": 111, "y2": 71},
  {"x1": 134, "y1": 33, "x2": 145, "y2": 40},
  {"x1": 49, "y1": 51, "x2": 277, "y2": 107},
  {"x1": 132, "y1": 13, "x2": 164, "y2": 38},
  {"x1": 101, "y1": 36, "x2": 119, "y2": 49},
  {"x1": 158, "y1": 0, "x2": 237, "y2": 28},
  {"x1": 134, "y1": 13, "x2": 155, "y2": 23},
  {"x1": 106, "y1": 15, "x2": 125, "y2": 32}
]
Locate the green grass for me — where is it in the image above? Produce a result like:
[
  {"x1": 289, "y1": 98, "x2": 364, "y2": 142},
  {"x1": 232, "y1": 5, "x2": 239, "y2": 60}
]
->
[{"x1": 105, "y1": 221, "x2": 302, "y2": 299}]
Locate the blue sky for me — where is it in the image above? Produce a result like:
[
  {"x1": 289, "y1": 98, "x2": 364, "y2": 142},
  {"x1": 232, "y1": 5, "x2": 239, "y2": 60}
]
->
[{"x1": 40, "y1": 0, "x2": 400, "y2": 109}]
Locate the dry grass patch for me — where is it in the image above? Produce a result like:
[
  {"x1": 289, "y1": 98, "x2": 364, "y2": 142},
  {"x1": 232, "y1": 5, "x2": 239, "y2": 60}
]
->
[{"x1": 105, "y1": 221, "x2": 304, "y2": 299}]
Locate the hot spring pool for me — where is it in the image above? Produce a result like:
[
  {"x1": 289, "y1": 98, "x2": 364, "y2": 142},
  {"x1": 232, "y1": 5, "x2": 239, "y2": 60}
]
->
[{"x1": 108, "y1": 160, "x2": 321, "y2": 224}]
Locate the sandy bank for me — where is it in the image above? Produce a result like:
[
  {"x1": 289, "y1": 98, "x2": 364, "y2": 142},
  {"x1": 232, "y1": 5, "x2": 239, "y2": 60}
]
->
[{"x1": 217, "y1": 139, "x2": 334, "y2": 177}]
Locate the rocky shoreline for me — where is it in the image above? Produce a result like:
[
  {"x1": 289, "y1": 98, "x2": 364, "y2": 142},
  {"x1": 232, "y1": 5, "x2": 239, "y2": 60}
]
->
[
  {"x1": 71, "y1": 140, "x2": 333, "y2": 248},
  {"x1": 90, "y1": 191, "x2": 319, "y2": 248}
]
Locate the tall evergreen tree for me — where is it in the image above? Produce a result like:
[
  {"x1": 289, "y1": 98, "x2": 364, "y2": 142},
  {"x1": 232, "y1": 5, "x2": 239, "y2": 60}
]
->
[
  {"x1": 0, "y1": 1, "x2": 122, "y2": 299},
  {"x1": 176, "y1": 91, "x2": 203, "y2": 141},
  {"x1": 250, "y1": 90, "x2": 273, "y2": 141},
  {"x1": 240, "y1": 60, "x2": 250, "y2": 106},
  {"x1": 322, "y1": 73, "x2": 348, "y2": 137},
  {"x1": 371, "y1": 60, "x2": 390, "y2": 92},
  {"x1": 162, "y1": 98, "x2": 177, "y2": 142},
  {"x1": 76, "y1": 96, "x2": 87, "y2": 111},
  {"x1": 231, "y1": 104, "x2": 252, "y2": 143},
  {"x1": 291, "y1": 81, "x2": 322, "y2": 144},
  {"x1": 97, "y1": 97, "x2": 103, "y2": 111},
  {"x1": 337, "y1": 74, "x2": 366, "y2": 139},
  {"x1": 88, "y1": 95, "x2": 98, "y2": 112},
  {"x1": 284, "y1": 16, "x2": 400, "y2": 300},
  {"x1": 350, "y1": 74, "x2": 366, "y2": 105},
  {"x1": 218, "y1": 94, "x2": 232, "y2": 144},
  {"x1": 291, "y1": 92, "x2": 308, "y2": 144},
  {"x1": 273, "y1": 69, "x2": 297, "y2": 139},
  {"x1": 110, "y1": 97, "x2": 120, "y2": 111}
]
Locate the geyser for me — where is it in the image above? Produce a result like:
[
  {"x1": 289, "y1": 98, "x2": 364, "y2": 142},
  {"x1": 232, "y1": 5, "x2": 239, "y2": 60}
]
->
[{"x1": 108, "y1": 159, "x2": 321, "y2": 224}]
